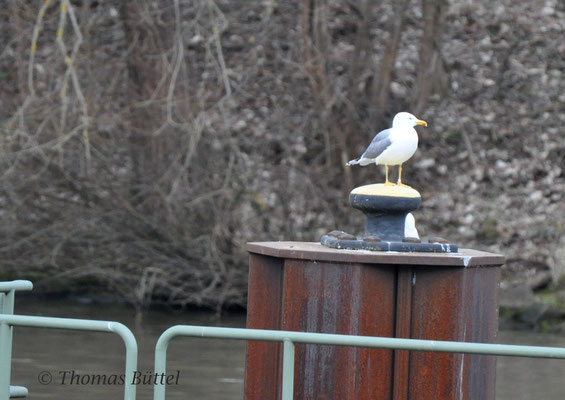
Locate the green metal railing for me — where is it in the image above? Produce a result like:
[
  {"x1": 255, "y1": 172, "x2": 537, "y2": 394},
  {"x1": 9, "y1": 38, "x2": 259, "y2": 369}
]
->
[
  {"x1": 153, "y1": 325, "x2": 565, "y2": 400},
  {"x1": 3, "y1": 279, "x2": 565, "y2": 400},
  {"x1": 0, "y1": 281, "x2": 33, "y2": 399},
  {"x1": 0, "y1": 280, "x2": 137, "y2": 400}
]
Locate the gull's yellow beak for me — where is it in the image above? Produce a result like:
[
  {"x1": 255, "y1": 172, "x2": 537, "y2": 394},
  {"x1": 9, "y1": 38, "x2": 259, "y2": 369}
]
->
[{"x1": 416, "y1": 120, "x2": 428, "y2": 127}]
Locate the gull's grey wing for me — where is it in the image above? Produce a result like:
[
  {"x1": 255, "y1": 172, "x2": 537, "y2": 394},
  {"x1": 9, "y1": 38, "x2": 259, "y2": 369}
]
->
[{"x1": 360, "y1": 128, "x2": 392, "y2": 160}]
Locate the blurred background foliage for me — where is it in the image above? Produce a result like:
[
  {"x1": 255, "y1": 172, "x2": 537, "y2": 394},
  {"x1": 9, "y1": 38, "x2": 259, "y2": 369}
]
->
[{"x1": 0, "y1": 0, "x2": 563, "y2": 324}]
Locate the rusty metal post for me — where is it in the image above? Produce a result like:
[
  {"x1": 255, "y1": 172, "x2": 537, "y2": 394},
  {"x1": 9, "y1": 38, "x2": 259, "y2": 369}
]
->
[{"x1": 243, "y1": 242, "x2": 504, "y2": 400}]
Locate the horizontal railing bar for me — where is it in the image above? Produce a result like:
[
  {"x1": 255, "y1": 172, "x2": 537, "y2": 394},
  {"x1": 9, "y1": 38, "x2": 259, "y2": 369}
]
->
[
  {"x1": 0, "y1": 314, "x2": 138, "y2": 400},
  {"x1": 158, "y1": 325, "x2": 565, "y2": 359},
  {"x1": 0, "y1": 281, "x2": 33, "y2": 293}
]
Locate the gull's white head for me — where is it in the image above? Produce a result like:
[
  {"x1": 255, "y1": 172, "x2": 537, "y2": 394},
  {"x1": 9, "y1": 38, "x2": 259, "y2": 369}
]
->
[{"x1": 392, "y1": 112, "x2": 428, "y2": 128}]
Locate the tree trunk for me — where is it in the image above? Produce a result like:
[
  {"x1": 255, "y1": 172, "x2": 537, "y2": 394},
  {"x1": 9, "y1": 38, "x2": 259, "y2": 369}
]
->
[
  {"x1": 371, "y1": 0, "x2": 411, "y2": 122},
  {"x1": 120, "y1": 1, "x2": 174, "y2": 202},
  {"x1": 412, "y1": 0, "x2": 449, "y2": 115},
  {"x1": 301, "y1": 0, "x2": 334, "y2": 168}
]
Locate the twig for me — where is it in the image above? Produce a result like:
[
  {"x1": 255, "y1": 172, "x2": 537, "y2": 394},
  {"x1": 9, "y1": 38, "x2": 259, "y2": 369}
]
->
[
  {"x1": 207, "y1": 0, "x2": 231, "y2": 97},
  {"x1": 29, "y1": 0, "x2": 52, "y2": 95},
  {"x1": 56, "y1": 0, "x2": 91, "y2": 173}
]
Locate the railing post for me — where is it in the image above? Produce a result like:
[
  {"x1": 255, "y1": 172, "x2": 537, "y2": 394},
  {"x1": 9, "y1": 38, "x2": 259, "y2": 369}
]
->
[
  {"x1": 281, "y1": 340, "x2": 295, "y2": 400},
  {"x1": 0, "y1": 314, "x2": 137, "y2": 400},
  {"x1": 153, "y1": 326, "x2": 176, "y2": 400},
  {"x1": 0, "y1": 281, "x2": 32, "y2": 400},
  {"x1": 0, "y1": 290, "x2": 15, "y2": 400}
]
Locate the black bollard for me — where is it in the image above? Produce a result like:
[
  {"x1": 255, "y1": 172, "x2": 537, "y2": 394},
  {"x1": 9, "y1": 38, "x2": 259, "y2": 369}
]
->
[{"x1": 321, "y1": 184, "x2": 458, "y2": 253}]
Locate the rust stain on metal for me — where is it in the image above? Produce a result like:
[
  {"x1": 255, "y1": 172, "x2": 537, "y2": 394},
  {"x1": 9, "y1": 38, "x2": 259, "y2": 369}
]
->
[
  {"x1": 244, "y1": 254, "x2": 284, "y2": 400},
  {"x1": 280, "y1": 260, "x2": 395, "y2": 399},
  {"x1": 244, "y1": 242, "x2": 503, "y2": 400},
  {"x1": 392, "y1": 267, "x2": 413, "y2": 400},
  {"x1": 407, "y1": 267, "x2": 500, "y2": 400}
]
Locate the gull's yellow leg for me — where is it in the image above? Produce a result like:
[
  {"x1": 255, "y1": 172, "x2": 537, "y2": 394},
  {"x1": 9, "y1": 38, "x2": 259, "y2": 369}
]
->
[
  {"x1": 397, "y1": 164, "x2": 412, "y2": 188},
  {"x1": 384, "y1": 165, "x2": 394, "y2": 186}
]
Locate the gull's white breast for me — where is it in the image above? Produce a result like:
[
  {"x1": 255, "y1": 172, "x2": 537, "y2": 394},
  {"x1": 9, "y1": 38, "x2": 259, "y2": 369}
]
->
[{"x1": 375, "y1": 126, "x2": 418, "y2": 165}]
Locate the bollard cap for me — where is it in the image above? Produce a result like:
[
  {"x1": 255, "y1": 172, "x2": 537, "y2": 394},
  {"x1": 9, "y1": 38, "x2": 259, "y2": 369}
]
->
[{"x1": 350, "y1": 184, "x2": 422, "y2": 214}]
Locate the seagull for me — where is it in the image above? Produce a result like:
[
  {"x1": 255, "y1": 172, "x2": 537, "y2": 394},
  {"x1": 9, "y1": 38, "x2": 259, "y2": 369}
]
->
[{"x1": 346, "y1": 112, "x2": 427, "y2": 187}]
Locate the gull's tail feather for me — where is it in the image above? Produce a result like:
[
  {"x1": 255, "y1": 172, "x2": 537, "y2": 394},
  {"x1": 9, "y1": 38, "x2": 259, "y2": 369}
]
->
[{"x1": 346, "y1": 158, "x2": 360, "y2": 166}]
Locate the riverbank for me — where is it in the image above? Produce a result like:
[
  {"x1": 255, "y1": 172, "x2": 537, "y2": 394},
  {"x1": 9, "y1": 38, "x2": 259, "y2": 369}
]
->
[
  {"x1": 14, "y1": 282, "x2": 565, "y2": 332},
  {"x1": 500, "y1": 282, "x2": 565, "y2": 332}
]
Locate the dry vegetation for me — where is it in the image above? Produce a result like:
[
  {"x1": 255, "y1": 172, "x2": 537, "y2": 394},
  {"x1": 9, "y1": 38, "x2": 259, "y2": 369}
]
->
[{"x1": 0, "y1": 0, "x2": 564, "y2": 318}]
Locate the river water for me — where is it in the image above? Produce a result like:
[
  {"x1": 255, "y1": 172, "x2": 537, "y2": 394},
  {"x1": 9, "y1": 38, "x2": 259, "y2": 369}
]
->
[{"x1": 9, "y1": 296, "x2": 565, "y2": 399}]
